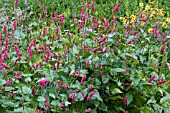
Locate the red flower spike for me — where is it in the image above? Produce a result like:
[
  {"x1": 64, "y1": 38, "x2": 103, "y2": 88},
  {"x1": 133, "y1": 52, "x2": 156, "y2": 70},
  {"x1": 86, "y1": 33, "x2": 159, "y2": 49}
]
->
[
  {"x1": 112, "y1": 3, "x2": 121, "y2": 14},
  {"x1": 124, "y1": 96, "x2": 128, "y2": 104},
  {"x1": 87, "y1": 92, "x2": 96, "y2": 101},
  {"x1": 148, "y1": 76, "x2": 156, "y2": 83}
]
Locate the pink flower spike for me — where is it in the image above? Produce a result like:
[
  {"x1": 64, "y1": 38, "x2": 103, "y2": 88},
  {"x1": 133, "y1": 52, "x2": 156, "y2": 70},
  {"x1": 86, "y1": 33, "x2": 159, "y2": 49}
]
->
[
  {"x1": 6, "y1": 78, "x2": 12, "y2": 86},
  {"x1": 133, "y1": 31, "x2": 138, "y2": 36},
  {"x1": 162, "y1": 32, "x2": 166, "y2": 43},
  {"x1": 124, "y1": 111, "x2": 128, "y2": 113},
  {"x1": 87, "y1": 92, "x2": 96, "y2": 101},
  {"x1": 85, "y1": 108, "x2": 92, "y2": 113},
  {"x1": 86, "y1": 59, "x2": 90, "y2": 67},
  {"x1": 1, "y1": 63, "x2": 11, "y2": 70},
  {"x1": 93, "y1": 47, "x2": 98, "y2": 53},
  {"x1": 39, "y1": 79, "x2": 50, "y2": 88},
  {"x1": 3, "y1": 26, "x2": 7, "y2": 33},
  {"x1": 98, "y1": 36, "x2": 108, "y2": 43},
  {"x1": 65, "y1": 84, "x2": 69, "y2": 90},
  {"x1": 116, "y1": 39, "x2": 121, "y2": 46},
  {"x1": 91, "y1": 3, "x2": 95, "y2": 12},
  {"x1": 15, "y1": 0, "x2": 18, "y2": 6},
  {"x1": 88, "y1": 85, "x2": 93, "y2": 91},
  {"x1": 99, "y1": 71, "x2": 102, "y2": 76},
  {"x1": 112, "y1": 3, "x2": 121, "y2": 14},
  {"x1": 148, "y1": 76, "x2": 156, "y2": 83},
  {"x1": 124, "y1": 83, "x2": 131, "y2": 87},
  {"x1": 98, "y1": 62, "x2": 102, "y2": 69},
  {"x1": 124, "y1": 96, "x2": 128, "y2": 104},
  {"x1": 81, "y1": 75, "x2": 87, "y2": 85},
  {"x1": 54, "y1": 12, "x2": 57, "y2": 17},
  {"x1": 162, "y1": 80, "x2": 167, "y2": 83}
]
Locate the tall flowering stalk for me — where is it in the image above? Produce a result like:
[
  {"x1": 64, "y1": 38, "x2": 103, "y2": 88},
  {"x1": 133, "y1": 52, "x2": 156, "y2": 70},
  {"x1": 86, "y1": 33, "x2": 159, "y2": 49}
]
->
[
  {"x1": 112, "y1": 3, "x2": 121, "y2": 14},
  {"x1": 148, "y1": 76, "x2": 156, "y2": 83},
  {"x1": 87, "y1": 92, "x2": 96, "y2": 100}
]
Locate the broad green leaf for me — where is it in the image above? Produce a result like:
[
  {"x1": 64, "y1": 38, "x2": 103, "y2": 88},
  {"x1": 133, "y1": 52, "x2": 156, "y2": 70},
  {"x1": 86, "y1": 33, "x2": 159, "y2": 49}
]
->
[
  {"x1": 111, "y1": 68, "x2": 125, "y2": 73},
  {"x1": 160, "y1": 94, "x2": 170, "y2": 104},
  {"x1": 64, "y1": 101, "x2": 71, "y2": 106},
  {"x1": 49, "y1": 93, "x2": 56, "y2": 99},
  {"x1": 22, "y1": 86, "x2": 31, "y2": 94},
  {"x1": 126, "y1": 93, "x2": 133, "y2": 105},
  {"x1": 147, "y1": 96, "x2": 156, "y2": 104},
  {"x1": 123, "y1": 53, "x2": 138, "y2": 60},
  {"x1": 14, "y1": 107, "x2": 23, "y2": 112},
  {"x1": 14, "y1": 30, "x2": 26, "y2": 39},
  {"x1": 98, "y1": 103, "x2": 107, "y2": 111},
  {"x1": 37, "y1": 96, "x2": 46, "y2": 102},
  {"x1": 111, "y1": 88, "x2": 122, "y2": 94},
  {"x1": 51, "y1": 100, "x2": 60, "y2": 106},
  {"x1": 5, "y1": 87, "x2": 14, "y2": 91},
  {"x1": 140, "y1": 106, "x2": 153, "y2": 113},
  {"x1": 108, "y1": 32, "x2": 116, "y2": 38}
]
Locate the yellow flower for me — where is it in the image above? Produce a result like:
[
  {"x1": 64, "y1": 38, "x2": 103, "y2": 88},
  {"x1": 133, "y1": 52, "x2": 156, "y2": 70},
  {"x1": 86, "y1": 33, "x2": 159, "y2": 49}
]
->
[
  {"x1": 123, "y1": 19, "x2": 129, "y2": 24},
  {"x1": 139, "y1": 3, "x2": 144, "y2": 7},
  {"x1": 140, "y1": 21, "x2": 145, "y2": 26},
  {"x1": 166, "y1": 18, "x2": 170, "y2": 23},
  {"x1": 148, "y1": 28, "x2": 153, "y2": 33},
  {"x1": 149, "y1": 17, "x2": 153, "y2": 21},
  {"x1": 159, "y1": 9, "x2": 165, "y2": 16},
  {"x1": 120, "y1": 17, "x2": 125, "y2": 21},
  {"x1": 162, "y1": 22, "x2": 167, "y2": 29},
  {"x1": 145, "y1": 5, "x2": 150, "y2": 10},
  {"x1": 149, "y1": 1, "x2": 155, "y2": 5},
  {"x1": 130, "y1": 14, "x2": 136, "y2": 21}
]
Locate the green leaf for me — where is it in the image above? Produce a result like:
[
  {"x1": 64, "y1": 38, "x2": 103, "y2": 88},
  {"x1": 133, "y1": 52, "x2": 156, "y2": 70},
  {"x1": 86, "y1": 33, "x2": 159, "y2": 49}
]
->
[
  {"x1": 98, "y1": 103, "x2": 107, "y2": 111},
  {"x1": 140, "y1": 106, "x2": 153, "y2": 113},
  {"x1": 123, "y1": 53, "x2": 138, "y2": 60},
  {"x1": 102, "y1": 74, "x2": 110, "y2": 84},
  {"x1": 64, "y1": 101, "x2": 71, "y2": 106},
  {"x1": 91, "y1": 92, "x2": 103, "y2": 102},
  {"x1": 37, "y1": 96, "x2": 46, "y2": 102},
  {"x1": 160, "y1": 94, "x2": 170, "y2": 104},
  {"x1": 14, "y1": 30, "x2": 26, "y2": 39},
  {"x1": 111, "y1": 68, "x2": 125, "y2": 73},
  {"x1": 108, "y1": 32, "x2": 116, "y2": 38},
  {"x1": 72, "y1": 45, "x2": 78, "y2": 54},
  {"x1": 49, "y1": 93, "x2": 56, "y2": 99},
  {"x1": 51, "y1": 100, "x2": 60, "y2": 106},
  {"x1": 5, "y1": 87, "x2": 14, "y2": 91},
  {"x1": 14, "y1": 107, "x2": 23, "y2": 112},
  {"x1": 24, "y1": 107, "x2": 35, "y2": 113},
  {"x1": 0, "y1": 78, "x2": 6, "y2": 85},
  {"x1": 110, "y1": 88, "x2": 122, "y2": 94},
  {"x1": 22, "y1": 86, "x2": 31, "y2": 94},
  {"x1": 110, "y1": 96, "x2": 123, "y2": 100},
  {"x1": 126, "y1": 93, "x2": 133, "y2": 105},
  {"x1": 147, "y1": 96, "x2": 156, "y2": 104}
]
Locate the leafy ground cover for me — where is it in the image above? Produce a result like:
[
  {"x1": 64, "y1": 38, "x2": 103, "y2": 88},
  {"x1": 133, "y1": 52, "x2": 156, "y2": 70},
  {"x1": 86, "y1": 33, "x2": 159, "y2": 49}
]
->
[{"x1": 0, "y1": 0, "x2": 170, "y2": 113}]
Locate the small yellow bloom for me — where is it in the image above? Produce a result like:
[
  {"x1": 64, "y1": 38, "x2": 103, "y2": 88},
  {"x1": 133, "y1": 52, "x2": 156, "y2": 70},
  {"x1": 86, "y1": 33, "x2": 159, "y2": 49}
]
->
[
  {"x1": 149, "y1": 1, "x2": 155, "y2": 5},
  {"x1": 166, "y1": 18, "x2": 170, "y2": 23},
  {"x1": 130, "y1": 14, "x2": 136, "y2": 21},
  {"x1": 139, "y1": 3, "x2": 144, "y2": 7},
  {"x1": 120, "y1": 17, "x2": 125, "y2": 21},
  {"x1": 162, "y1": 22, "x2": 167, "y2": 29},
  {"x1": 159, "y1": 9, "x2": 165, "y2": 16},
  {"x1": 148, "y1": 28, "x2": 153, "y2": 33},
  {"x1": 123, "y1": 19, "x2": 129, "y2": 24},
  {"x1": 150, "y1": 17, "x2": 153, "y2": 21},
  {"x1": 140, "y1": 21, "x2": 145, "y2": 26},
  {"x1": 145, "y1": 5, "x2": 150, "y2": 10}
]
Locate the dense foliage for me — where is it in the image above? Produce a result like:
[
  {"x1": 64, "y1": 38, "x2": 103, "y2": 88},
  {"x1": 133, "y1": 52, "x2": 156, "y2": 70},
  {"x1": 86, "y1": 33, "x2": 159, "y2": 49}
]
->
[{"x1": 0, "y1": 0, "x2": 170, "y2": 113}]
